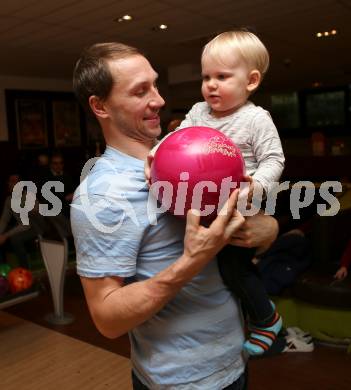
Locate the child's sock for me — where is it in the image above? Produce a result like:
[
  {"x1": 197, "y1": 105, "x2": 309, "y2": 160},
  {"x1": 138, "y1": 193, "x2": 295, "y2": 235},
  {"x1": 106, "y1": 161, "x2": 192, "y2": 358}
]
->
[{"x1": 243, "y1": 311, "x2": 283, "y2": 356}]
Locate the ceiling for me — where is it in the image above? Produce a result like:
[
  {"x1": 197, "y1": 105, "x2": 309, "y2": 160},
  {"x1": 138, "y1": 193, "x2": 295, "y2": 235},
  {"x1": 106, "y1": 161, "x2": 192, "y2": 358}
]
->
[{"x1": 0, "y1": 0, "x2": 350, "y2": 90}]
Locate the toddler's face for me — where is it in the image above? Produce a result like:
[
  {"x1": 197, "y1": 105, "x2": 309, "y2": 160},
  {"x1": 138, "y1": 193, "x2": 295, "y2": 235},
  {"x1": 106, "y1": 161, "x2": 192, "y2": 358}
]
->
[{"x1": 201, "y1": 53, "x2": 251, "y2": 118}]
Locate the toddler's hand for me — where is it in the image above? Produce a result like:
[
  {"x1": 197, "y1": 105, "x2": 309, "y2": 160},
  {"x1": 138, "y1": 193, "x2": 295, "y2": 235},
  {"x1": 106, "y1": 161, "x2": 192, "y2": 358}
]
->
[{"x1": 238, "y1": 176, "x2": 264, "y2": 207}]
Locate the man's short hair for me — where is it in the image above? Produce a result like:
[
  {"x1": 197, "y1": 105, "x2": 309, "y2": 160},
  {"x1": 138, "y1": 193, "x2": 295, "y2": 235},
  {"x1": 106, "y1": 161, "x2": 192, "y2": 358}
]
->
[
  {"x1": 73, "y1": 42, "x2": 141, "y2": 113},
  {"x1": 202, "y1": 29, "x2": 270, "y2": 78}
]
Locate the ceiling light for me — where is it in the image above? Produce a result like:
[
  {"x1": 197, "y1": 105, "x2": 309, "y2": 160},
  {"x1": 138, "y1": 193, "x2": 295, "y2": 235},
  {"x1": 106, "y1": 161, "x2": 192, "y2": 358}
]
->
[
  {"x1": 115, "y1": 14, "x2": 133, "y2": 22},
  {"x1": 315, "y1": 29, "x2": 338, "y2": 38},
  {"x1": 151, "y1": 24, "x2": 168, "y2": 32}
]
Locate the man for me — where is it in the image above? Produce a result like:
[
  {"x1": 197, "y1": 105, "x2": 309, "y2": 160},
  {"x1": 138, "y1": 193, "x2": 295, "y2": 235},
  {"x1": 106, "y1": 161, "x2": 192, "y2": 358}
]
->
[
  {"x1": 71, "y1": 42, "x2": 278, "y2": 389},
  {"x1": 48, "y1": 153, "x2": 75, "y2": 212}
]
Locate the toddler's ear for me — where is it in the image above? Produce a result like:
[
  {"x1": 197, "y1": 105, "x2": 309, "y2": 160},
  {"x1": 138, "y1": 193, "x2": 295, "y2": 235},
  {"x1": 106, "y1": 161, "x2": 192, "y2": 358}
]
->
[{"x1": 247, "y1": 70, "x2": 261, "y2": 92}]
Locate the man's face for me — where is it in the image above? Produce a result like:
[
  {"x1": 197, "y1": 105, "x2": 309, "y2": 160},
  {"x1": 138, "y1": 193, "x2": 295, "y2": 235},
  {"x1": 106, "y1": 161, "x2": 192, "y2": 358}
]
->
[
  {"x1": 51, "y1": 157, "x2": 64, "y2": 175},
  {"x1": 103, "y1": 55, "x2": 165, "y2": 142}
]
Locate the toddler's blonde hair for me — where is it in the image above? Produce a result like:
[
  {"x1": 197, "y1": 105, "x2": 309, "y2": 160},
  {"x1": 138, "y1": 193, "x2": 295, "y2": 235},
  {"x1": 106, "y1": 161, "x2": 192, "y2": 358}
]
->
[{"x1": 202, "y1": 30, "x2": 270, "y2": 78}]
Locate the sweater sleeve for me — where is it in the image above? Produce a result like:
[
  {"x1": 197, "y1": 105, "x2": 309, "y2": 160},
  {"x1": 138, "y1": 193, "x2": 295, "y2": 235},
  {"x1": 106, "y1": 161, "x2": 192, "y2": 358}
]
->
[{"x1": 250, "y1": 110, "x2": 285, "y2": 194}]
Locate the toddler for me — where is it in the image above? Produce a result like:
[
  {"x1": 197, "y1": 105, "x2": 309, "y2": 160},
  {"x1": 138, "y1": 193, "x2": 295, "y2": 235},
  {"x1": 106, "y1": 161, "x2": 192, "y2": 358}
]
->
[{"x1": 146, "y1": 30, "x2": 285, "y2": 355}]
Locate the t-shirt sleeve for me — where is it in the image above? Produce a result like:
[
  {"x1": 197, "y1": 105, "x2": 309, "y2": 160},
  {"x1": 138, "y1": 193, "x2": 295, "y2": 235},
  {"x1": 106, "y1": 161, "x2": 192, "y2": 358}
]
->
[{"x1": 71, "y1": 193, "x2": 144, "y2": 278}]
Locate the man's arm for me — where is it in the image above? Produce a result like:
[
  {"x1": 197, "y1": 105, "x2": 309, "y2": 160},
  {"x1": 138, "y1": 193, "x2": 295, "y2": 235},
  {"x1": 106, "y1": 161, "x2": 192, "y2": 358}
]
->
[
  {"x1": 0, "y1": 196, "x2": 30, "y2": 242},
  {"x1": 81, "y1": 191, "x2": 245, "y2": 339}
]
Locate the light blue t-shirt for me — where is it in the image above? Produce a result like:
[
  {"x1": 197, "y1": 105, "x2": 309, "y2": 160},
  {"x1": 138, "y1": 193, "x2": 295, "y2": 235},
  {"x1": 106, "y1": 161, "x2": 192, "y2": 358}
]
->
[{"x1": 71, "y1": 146, "x2": 245, "y2": 389}]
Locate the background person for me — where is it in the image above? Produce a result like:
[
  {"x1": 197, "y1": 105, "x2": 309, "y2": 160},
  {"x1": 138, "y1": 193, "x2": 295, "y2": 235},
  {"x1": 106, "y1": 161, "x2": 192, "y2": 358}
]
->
[
  {"x1": 0, "y1": 173, "x2": 40, "y2": 268},
  {"x1": 334, "y1": 238, "x2": 351, "y2": 280}
]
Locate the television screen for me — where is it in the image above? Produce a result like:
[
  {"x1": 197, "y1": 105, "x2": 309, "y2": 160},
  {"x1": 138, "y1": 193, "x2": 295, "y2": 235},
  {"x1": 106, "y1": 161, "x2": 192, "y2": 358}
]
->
[
  {"x1": 271, "y1": 92, "x2": 300, "y2": 130},
  {"x1": 305, "y1": 90, "x2": 345, "y2": 128}
]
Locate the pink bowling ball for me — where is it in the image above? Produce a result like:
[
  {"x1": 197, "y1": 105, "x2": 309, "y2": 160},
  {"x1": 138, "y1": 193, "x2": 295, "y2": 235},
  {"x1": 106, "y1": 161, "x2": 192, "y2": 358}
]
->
[{"x1": 150, "y1": 126, "x2": 245, "y2": 221}]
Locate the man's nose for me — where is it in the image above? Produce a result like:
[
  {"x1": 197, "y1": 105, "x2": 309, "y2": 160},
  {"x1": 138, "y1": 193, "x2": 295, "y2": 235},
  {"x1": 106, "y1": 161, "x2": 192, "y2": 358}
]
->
[{"x1": 150, "y1": 88, "x2": 165, "y2": 108}]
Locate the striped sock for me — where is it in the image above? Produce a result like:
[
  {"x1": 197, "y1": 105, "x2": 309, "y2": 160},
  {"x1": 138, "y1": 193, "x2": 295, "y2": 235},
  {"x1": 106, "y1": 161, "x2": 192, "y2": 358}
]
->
[{"x1": 243, "y1": 312, "x2": 283, "y2": 356}]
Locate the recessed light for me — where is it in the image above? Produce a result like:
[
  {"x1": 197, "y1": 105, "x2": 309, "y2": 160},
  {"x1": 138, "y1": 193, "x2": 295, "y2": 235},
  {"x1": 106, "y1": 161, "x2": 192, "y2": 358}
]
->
[
  {"x1": 315, "y1": 29, "x2": 338, "y2": 38},
  {"x1": 115, "y1": 14, "x2": 133, "y2": 23},
  {"x1": 151, "y1": 24, "x2": 168, "y2": 32}
]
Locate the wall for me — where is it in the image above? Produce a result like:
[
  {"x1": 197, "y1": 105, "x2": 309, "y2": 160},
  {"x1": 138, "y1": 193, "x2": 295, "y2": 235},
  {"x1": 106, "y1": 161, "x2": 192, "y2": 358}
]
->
[
  {"x1": 0, "y1": 75, "x2": 72, "y2": 141},
  {"x1": 168, "y1": 82, "x2": 351, "y2": 157}
]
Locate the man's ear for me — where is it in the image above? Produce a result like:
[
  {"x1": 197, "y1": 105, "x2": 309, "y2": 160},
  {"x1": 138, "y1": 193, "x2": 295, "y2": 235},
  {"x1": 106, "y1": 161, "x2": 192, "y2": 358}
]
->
[
  {"x1": 89, "y1": 96, "x2": 108, "y2": 119},
  {"x1": 247, "y1": 70, "x2": 261, "y2": 92}
]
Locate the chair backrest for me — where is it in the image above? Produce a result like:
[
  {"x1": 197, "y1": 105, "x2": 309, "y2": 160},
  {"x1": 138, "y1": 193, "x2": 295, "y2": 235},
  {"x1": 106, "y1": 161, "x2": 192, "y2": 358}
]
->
[
  {"x1": 48, "y1": 215, "x2": 72, "y2": 239},
  {"x1": 32, "y1": 215, "x2": 71, "y2": 242}
]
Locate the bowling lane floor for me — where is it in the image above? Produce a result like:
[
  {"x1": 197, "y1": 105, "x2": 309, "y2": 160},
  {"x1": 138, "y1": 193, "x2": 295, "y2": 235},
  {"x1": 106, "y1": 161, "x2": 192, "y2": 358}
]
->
[
  {"x1": 3, "y1": 271, "x2": 351, "y2": 390},
  {"x1": 0, "y1": 310, "x2": 132, "y2": 390}
]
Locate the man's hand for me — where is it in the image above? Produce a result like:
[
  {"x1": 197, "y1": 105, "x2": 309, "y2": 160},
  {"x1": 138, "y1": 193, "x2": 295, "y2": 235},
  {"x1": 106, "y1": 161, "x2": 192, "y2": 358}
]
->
[
  {"x1": 334, "y1": 266, "x2": 348, "y2": 280},
  {"x1": 184, "y1": 190, "x2": 245, "y2": 263},
  {"x1": 230, "y1": 211, "x2": 278, "y2": 255}
]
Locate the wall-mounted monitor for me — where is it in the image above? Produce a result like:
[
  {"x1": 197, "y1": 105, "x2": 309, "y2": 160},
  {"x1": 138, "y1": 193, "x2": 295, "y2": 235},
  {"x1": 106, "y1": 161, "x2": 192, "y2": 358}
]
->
[
  {"x1": 271, "y1": 87, "x2": 349, "y2": 137},
  {"x1": 271, "y1": 92, "x2": 300, "y2": 130},
  {"x1": 305, "y1": 90, "x2": 346, "y2": 128}
]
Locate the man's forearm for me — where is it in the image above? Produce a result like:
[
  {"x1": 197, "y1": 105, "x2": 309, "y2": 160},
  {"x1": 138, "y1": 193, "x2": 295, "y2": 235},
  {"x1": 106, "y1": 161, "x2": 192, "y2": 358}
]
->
[
  {"x1": 83, "y1": 251, "x2": 213, "y2": 339},
  {"x1": 83, "y1": 193, "x2": 244, "y2": 339}
]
